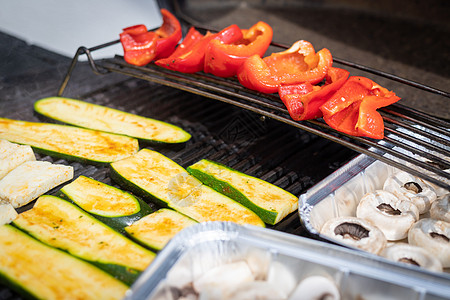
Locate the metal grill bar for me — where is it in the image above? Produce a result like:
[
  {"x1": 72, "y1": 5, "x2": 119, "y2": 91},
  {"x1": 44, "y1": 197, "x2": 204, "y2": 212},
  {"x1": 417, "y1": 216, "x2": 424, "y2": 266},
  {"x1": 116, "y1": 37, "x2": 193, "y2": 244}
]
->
[{"x1": 57, "y1": 28, "x2": 450, "y2": 191}]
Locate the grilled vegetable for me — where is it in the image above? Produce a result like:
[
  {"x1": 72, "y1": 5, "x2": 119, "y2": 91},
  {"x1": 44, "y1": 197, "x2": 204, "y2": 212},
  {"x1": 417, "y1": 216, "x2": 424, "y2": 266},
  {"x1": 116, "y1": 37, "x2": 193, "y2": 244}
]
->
[
  {"x1": 155, "y1": 24, "x2": 243, "y2": 73},
  {"x1": 187, "y1": 159, "x2": 298, "y2": 225},
  {"x1": 237, "y1": 40, "x2": 332, "y2": 94},
  {"x1": 204, "y1": 21, "x2": 273, "y2": 78},
  {"x1": 0, "y1": 117, "x2": 139, "y2": 164},
  {"x1": 110, "y1": 149, "x2": 265, "y2": 227},
  {"x1": 34, "y1": 97, "x2": 191, "y2": 144},
  {"x1": 0, "y1": 160, "x2": 73, "y2": 208},
  {"x1": 125, "y1": 208, "x2": 197, "y2": 250},
  {"x1": 13, "y1": 195, "x2": 155, "y2": 285},
  {"x1": 60, "y1": 175, "x2": 154, "y2": 234},
  {"x1": 278, "y1": 67, "x2": 349, "y2": 121},
  {"x1": 0, "y1": 225, "x2": 128, "y2": 300},
  {"x1": 320, "y1": 76, "x2": 400, "y2": 139}
]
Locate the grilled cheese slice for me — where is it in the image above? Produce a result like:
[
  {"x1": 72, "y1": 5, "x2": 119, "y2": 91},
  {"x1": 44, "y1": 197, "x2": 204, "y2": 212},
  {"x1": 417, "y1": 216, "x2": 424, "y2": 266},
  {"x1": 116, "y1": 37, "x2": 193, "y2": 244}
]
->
[
  {"x1": 0, "y1": 201, "x2": 18, "y2": 225},
  {"x1": 0, "y1": 161, "x2": 73, "y2": 208},
  {"x1": 0, "y1": 139, "x2": 36, "y2": 179}
]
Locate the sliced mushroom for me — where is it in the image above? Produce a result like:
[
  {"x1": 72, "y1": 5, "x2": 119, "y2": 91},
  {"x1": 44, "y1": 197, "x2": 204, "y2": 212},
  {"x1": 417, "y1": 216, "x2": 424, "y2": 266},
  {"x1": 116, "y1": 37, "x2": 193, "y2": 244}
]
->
[
  {"x1": 381, "y1": 243, "x2": 443, "y2": 272},
  {"x1": 383, "y1": 171, "x2": 437, "y2": 214},
  {"x1": 430, "y1": 193, "x2": 450, "y2": 223},
  {"x1": 320, "y1": 217, "x2": 387, "y2": 254},
  {"x1": 408, "y1": 218, "x2": 450, "y2": 268},
  {"x1": 288, "y1": 275, "x2": 340, "y2": 300},
  {"x1": 356, "y1": 190, "x2": 419, "y2": 241}
]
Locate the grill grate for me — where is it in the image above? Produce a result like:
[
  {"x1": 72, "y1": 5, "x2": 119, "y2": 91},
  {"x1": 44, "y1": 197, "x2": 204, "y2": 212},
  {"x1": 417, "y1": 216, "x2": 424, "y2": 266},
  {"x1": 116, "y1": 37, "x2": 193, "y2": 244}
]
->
[{"x1": 58, "y1": 36, "x2": 450, "y2": 190}]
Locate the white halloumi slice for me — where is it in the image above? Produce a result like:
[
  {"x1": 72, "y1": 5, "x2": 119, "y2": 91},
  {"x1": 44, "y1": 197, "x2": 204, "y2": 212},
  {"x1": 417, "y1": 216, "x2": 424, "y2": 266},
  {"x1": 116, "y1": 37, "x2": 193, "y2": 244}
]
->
[
  {"x1": 0, "y1": 201, "x2": 18, "y2": 225},
  {"x1": 0, "y1": 161, "x2": 73, "y2": 208},
  {"x1": 0, "y1": 139, "x2": 36, "y2": 179}
]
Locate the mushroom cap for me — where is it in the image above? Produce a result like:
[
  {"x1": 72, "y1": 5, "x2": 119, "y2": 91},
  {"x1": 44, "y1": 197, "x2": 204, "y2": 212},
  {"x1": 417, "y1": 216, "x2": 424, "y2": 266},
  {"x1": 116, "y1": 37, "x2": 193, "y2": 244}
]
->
[
  {"x1": 383, "y1": 171, "x2": 437, "y2": 214},
  {"x1": 288, "y1": 275, "x2": 340, "y2": 300},
  {"x1": 381, "y1": 243, "x2": 443, "y2": 272},
  {"x1": 192, "y1": 260, "x2": 254, "y2": 296},
  {"x1": 226, "y1": 281, "x2": 286, "y2": 300},
  {"x1": 408, "y1": 218, "x2": 450, "y2": 268},
  {"x1": 356, "y1": 190, "x2": 419, "y2": 241},
  {"x1": 320, "y1": 216, "x2": 387, "y2": 254},
  {"x1": 430, "y1": 193, "x2": 450, "y2": 223}
]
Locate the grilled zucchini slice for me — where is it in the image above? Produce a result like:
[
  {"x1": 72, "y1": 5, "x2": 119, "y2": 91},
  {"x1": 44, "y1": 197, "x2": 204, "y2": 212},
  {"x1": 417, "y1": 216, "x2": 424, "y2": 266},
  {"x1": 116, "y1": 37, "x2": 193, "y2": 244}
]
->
[
  {"x1": 125, "y1": 208, "x2": 197, "y2": 251},
  {"x1": 13, "y1": 195, "x2": 155, "y2": 285},
  {"x1": 0, "y1": 225, "x2": 128, "y2": 300},
  {"x1": 187, "y1": 159, "x2": 298, "y2": 225},
  {"x1": 60, "y1": 176, "x2": 154, "y2": 234},
  {"x1": 34, "y1": 97, "x2": 191, "y2": 144},
  {"x1": 110, "y1": 149, "x2": 265, "y2": 227},
  {"x1": 0, "y1": 117, "x2": 139, "y2": 164}
]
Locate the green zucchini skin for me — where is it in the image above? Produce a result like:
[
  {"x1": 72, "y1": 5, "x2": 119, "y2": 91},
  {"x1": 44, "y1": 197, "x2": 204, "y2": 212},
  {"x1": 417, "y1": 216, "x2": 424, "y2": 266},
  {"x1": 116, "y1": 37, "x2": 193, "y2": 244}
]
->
[
  {"x1": 187, "y1": 159, "x2": 299, "y2": 225},
  {"x1": 59, "y1": 176, "x2": 154, "y2": 235},
  {"x1": 125, "y1": 208, "x2": 198, "y2": 251},
  {"x1": 0, "y1": 225, "x2": 129, "y2": 299},
  {"x1": 110, "y1": 149, "x2": 265, "y2": 227},
  {"x1": 34, "y1": 97, "x2": 191, "y2": 144},
  {"x1": 0, "y1": 117, "x2": 139, "y2": 164},
  {"x1": 12, "y1": 195, "x2": 155, "y2": 285},
  {"x1": 109, "y1": 164, "x2": 170, "y2": 208}
]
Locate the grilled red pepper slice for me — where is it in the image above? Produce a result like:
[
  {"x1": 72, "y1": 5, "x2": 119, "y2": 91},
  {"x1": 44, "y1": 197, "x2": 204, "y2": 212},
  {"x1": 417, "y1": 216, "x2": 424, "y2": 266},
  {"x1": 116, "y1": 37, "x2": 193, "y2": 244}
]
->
[
  {"x1": 153, "y1": 9, "x2": 182, "y2": 60},
  {"x1": 204, "y1": 21, "x2": 273, "y2": 78},
  {"x1": 278, "y1": 67, "x2": 349, "y2": 120},
  {"x1": 155, "y1": 25, "x2": 242, "y2": 73},
  {"x1": 237, "y1": 40, "x2": 333, "y2": 94},
  {"x1": 120, "y1": 25, "x2": 158, "y2": 66},
  {"x1": 320, "y1": 76, "x2": 400, "y2": 139}
]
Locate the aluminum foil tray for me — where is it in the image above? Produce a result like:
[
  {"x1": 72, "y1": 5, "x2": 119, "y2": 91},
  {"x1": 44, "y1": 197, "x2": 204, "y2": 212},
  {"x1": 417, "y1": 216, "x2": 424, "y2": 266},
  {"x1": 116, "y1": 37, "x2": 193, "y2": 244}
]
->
[
  {"x1": 124, "y1": 222, "x2": 449, "y2": 300},
  {"x1": 299, "y1": 151, "x2": 449, "y2": 274}
]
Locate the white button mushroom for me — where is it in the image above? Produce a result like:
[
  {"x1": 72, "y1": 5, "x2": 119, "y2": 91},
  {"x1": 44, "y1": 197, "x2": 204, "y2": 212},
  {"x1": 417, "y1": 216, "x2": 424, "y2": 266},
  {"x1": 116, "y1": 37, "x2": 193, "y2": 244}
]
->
[
  {"x1": 320, "y1": 216, "x2": 387, "y2": 255},
  {"x1": 266, "y1": 261, "x2": 297, "y2": 298},
  {"x1": 383, "y1": 171, "x2": 437, "y2": 214},
  {"x1": 381, "y1": 243, "x2": 443, "y2": 272},
  {"x1": 193, "y1": 260, "x2": 254, "y2": 297},
  {"x1": 288, "y1": 275, "x2": 340, "y2": 300},
  {"x1": 430, "y1": 193, "x2": 450, "y2": 223},
  {"x1": 356, "y1": 190, "x2": 419, "y2": 241},
  {"x1": 408, "y1": 218, "x2": 450, "y2": 268}
]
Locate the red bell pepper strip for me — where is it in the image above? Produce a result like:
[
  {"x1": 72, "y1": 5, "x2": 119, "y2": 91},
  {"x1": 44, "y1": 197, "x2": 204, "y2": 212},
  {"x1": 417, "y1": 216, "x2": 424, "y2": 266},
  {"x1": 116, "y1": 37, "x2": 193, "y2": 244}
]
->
[
  {"x1": 237, "y1": 40, "x2": 333, "y2": 94},
  {"x1": 204, "y1": 21, "x2": 273, "y2": 78},
  {"x1": 320, "y1": 76, "x2": 400, "y2": 139},
  {"x1": 120, "y1": 24, "x2": 158, "y2": 66},
  {"x1": 155, "y1": 25, "x2": 243, "y2": 73},
  {"x1": 278, "y1": 67, "x2": 349, "y2": 120},
  {"x1": 153, "y1": 9, "x2": 182, "y2": 60}
]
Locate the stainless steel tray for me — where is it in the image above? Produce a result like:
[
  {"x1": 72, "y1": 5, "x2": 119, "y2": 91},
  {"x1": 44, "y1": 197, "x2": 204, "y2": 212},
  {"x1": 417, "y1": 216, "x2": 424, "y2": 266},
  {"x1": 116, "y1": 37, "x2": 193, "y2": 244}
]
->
[{"x1": 124, "y1": 222, "x2": 450, "y2": 300}]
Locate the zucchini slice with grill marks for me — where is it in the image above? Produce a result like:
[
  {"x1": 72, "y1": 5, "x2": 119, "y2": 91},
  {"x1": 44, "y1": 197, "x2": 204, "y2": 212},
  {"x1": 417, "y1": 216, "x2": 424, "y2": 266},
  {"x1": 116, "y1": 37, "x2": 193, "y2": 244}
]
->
[
  {"x1": 13, "y1": 195, "x2": 155, "y2": 285},
  {"x1": 0, "y1": 225, "x2": 128, "y2": 300},
  {"x1": 60, "y1": 175, "x2": 154, "y2": 234},
  {"x1": 110, "y1": 149, "x2": 265, "y2": 227},
  {"x1": 125, "y1": 208, "x2": 197, "y2": 251},
  {"x1": 34, "y1": 97, "x2": 191, "y2": 144},
  {"x1": 187, "y1": 159, "x2": 298, "y2": 225},
  {"x1": 0, "y1": 117, "x2": 138, "y2": 164}
]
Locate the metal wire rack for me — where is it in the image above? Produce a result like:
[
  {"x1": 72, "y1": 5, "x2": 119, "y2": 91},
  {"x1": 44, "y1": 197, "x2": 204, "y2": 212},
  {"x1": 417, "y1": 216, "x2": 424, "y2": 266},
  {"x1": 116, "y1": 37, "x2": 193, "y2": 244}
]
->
[{"x1": 57, "y1": 21, "x2": 450, "y2": 191}]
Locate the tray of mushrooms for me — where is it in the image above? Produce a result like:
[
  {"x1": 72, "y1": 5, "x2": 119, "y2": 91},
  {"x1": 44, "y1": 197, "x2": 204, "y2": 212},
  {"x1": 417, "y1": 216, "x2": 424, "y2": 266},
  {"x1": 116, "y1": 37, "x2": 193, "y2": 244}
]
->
[
  {"x1": 124, "y1": 222, "x2": 449, "y2": 300},
  {"x1": 299, "y1": 150, "x2": 449, "y2": 274}
]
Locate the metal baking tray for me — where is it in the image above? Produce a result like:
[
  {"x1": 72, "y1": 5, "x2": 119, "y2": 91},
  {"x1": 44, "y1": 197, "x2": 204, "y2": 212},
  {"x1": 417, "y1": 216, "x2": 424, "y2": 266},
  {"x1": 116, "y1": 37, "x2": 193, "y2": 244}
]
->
[
  {"x1": 299, "y1": 149, "x2": 449, "y2": 273},
  {"x1": 124, "y1": 221, "x2": 450, "y2": 300}
]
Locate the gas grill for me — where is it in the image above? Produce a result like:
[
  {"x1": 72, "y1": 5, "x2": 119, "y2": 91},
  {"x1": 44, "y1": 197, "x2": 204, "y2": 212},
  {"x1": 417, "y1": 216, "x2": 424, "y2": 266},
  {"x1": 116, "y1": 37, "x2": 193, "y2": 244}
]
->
[{"x1": 0, "y1": 0, "x2": 449, "y2": 298}]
